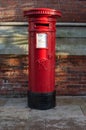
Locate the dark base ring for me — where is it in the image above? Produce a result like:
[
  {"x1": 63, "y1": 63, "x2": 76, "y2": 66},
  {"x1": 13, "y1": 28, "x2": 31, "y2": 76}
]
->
[{"x1": 27, "y1": 91, "x2": 56, "y2": 110}]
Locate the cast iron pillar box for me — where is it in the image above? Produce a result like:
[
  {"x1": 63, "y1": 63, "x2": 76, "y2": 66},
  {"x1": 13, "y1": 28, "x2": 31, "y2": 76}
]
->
[{"x1": 24, "y1": 8, "x2": 61, "y2": 110}]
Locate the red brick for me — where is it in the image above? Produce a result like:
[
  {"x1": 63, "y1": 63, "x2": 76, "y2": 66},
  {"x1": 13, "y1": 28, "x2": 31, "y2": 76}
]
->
[
  {"x1": 56, "y1": 55, "x2": 86, "y2": 95},
  {"x1": 0, "y1": 0, "x2": 86, "y2": 22}
]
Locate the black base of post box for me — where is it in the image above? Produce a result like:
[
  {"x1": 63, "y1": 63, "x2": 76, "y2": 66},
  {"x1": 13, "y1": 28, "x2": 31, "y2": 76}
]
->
[{"x1": 28, "y1": 91, "x2": 56, "y2": 110}]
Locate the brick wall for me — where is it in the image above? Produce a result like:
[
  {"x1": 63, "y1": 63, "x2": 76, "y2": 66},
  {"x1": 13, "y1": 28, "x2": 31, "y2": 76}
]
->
[
  {"x1": 0, "y1": 54, "x2": 86, "y2": 96},
  {"x1": 56, "y1": 55, "x2": 86, "y2": 95},
  {"x1": 0, "y1": 0, "x2": 86, "y2": 22},
  {"x1": 0, "y1": 23, "x2": 86, "y2": 96},
  {"x1": 0, "y1": 55, "x2": 28, "y2": 97}
]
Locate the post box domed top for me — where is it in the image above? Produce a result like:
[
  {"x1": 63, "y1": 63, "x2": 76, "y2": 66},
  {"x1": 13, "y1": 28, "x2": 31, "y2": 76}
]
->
[{"x1": 24, "y1": 8, "x2": 61, "y2": 18}]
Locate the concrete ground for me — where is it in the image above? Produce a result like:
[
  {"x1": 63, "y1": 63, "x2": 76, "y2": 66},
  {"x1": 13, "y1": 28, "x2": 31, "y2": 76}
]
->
[{"x1": 0, "y1": 96, "x2": 86, "y2": 130}]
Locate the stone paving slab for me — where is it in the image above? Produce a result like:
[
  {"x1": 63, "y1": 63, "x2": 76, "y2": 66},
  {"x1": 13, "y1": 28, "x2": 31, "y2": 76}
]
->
[
  {"x1": 0, "y1": 96, "x2": 86, "y2": 130},
  {"x1": 56, "y1": 96, "x2": 86, "y2": 106},
  {"x1": 29, "y1": 105, "x2": 84, "y2": 119},
  {"x1": 45, "y1": 118, "x2": 86, "y2": 130},
  {"x1": 80, "y1": 104, "x2": 86, "y2": 116},
  {"x1": 0, "y1": 98, "x2": 7, "y2": 106},
  {"x1": 4, "y1": 98, "x2": 27, "y2": 108},
  {"x1": 28, "y1": 118, "x2": 45, "y2": 130}
]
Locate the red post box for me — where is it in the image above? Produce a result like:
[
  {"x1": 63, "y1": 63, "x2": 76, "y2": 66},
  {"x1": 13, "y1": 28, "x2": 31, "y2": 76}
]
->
[{"x1": 24, "y1": 8, "x2": 61, "y2": 110}]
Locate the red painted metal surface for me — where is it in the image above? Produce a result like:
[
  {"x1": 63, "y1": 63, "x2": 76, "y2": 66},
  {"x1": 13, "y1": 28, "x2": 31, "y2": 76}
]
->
[{"x1": 24, "y1": 8, "x2": 61, "y2": 93}]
